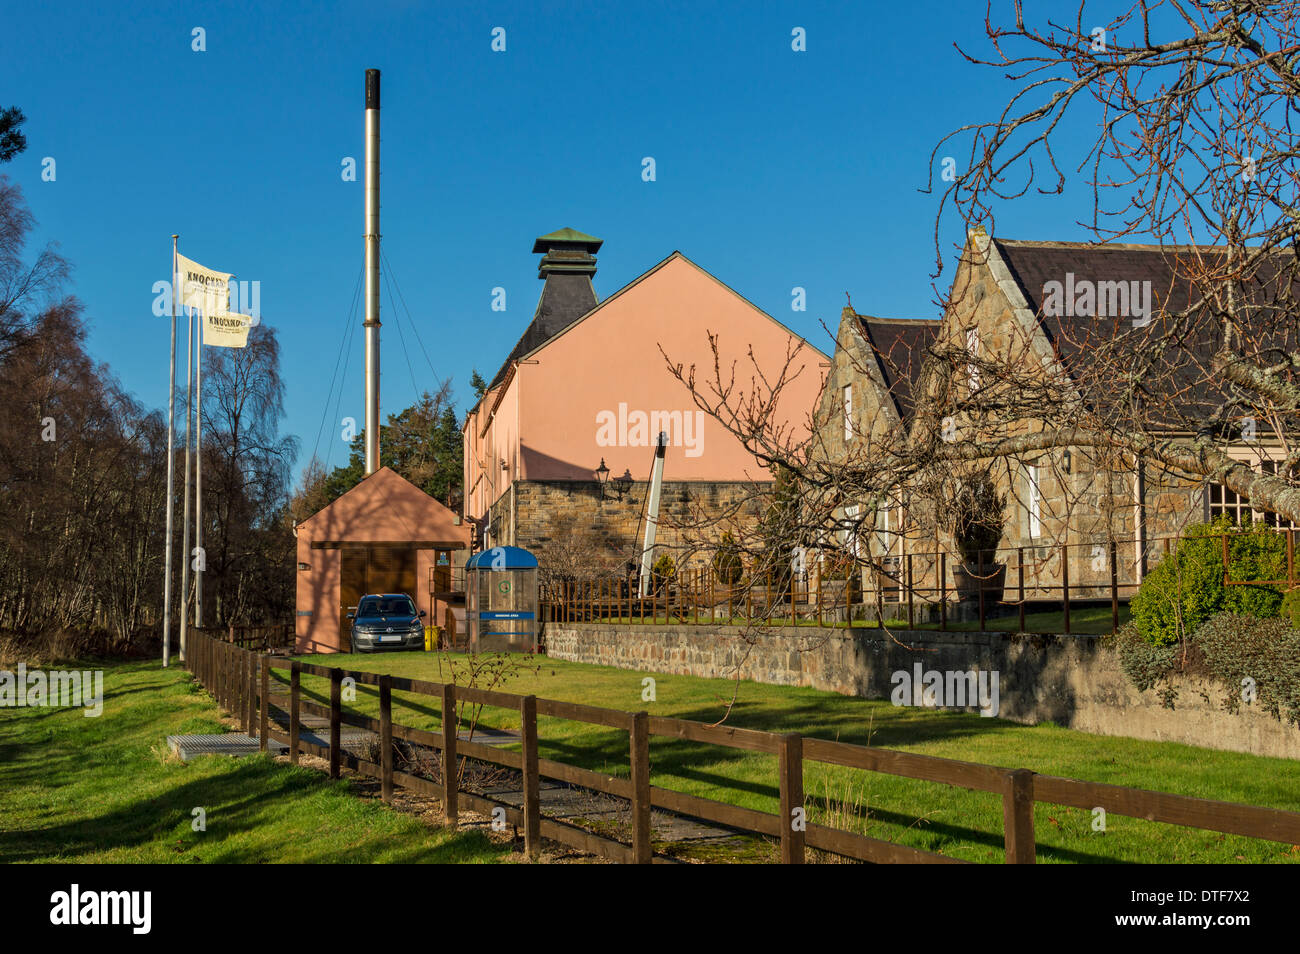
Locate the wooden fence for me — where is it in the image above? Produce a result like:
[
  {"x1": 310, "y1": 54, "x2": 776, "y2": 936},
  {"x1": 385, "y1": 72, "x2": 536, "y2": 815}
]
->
[
  {"x1": 185, "y1": 629, "x2": 1300, "y2": 864},
  {"x1": 192, "y1": 622, "x2": 294, "y2": 652}
]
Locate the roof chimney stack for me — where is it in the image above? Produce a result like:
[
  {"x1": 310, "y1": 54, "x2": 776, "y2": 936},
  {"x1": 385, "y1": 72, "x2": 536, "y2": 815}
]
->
[
  {"x1": 485, "y1": 228, "x2": 604, "y2": 391},
  {"x1": 533, "y1": 226, "x2": 602, "y2": 279}
]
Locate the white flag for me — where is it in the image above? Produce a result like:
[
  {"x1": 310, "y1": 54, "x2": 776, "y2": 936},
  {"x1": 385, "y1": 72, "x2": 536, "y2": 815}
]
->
[
  {"x1": 175, "y1": 253, "x2": 232, "y2": 316},
  {"x1": 203, "y1": 311, "x2": 253, "y2": 349}
]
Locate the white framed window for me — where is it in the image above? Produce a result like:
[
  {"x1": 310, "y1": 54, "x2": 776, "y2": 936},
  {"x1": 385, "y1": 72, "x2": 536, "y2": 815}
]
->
[
  {"x1": 842, "y1": 384, "x2": 853, "y2": 441},
  {"x1": 966, "y1": 327, "x2": 981, "y2": 392},
  {"x1": 1210, "y1": 459, "x2": 1298, "y2": 529},
  {"x1": 1027, "y1": 464, "x2": 1041, "y2": 539}
]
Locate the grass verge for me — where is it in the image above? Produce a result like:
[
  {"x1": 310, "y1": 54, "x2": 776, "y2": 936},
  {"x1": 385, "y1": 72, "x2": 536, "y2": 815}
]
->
[
  {"x1": 0, "y1": 659, "x2": 506, "y2": 864},
  {"x1": 293, "y1": 650, "x2": 1300, "y2": 864}
]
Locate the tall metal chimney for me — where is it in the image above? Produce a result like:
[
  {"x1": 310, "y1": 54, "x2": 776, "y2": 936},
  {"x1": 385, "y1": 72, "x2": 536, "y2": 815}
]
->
[{"x1": 363, "y1": 68, "x2": 381, "y2": 475}]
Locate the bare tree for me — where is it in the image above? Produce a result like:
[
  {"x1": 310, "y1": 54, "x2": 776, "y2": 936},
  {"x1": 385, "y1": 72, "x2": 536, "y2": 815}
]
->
[{"x1": 660, "y1": 2, "x2": 1300, "y2": 591}]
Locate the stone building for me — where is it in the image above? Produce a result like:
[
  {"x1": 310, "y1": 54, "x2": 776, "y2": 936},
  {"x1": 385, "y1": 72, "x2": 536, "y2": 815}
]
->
[
  {"x1": 815, "y1": 228, "x2": 1291, "y2": 605},
  {"x1": 462, "y1": 228, "x2": 828, "y2": 577}
]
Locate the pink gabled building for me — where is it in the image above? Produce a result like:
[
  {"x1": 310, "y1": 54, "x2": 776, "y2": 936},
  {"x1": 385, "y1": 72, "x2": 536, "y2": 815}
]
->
[
  {"x1": 294, "y1": 467, "x2": 470, "y2": 653},
  {"x1": 463, "y1": 228, "x2": 828, "y2": 570}
]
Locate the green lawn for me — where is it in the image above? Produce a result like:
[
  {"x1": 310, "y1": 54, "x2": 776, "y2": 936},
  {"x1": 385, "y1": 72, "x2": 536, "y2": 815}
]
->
[
  {"x1": 0, "y1": 660, "x2": 505, "y2": 863},
  {"x1": 292, "y1": 650, "x2": 1300, "y2": 864}
]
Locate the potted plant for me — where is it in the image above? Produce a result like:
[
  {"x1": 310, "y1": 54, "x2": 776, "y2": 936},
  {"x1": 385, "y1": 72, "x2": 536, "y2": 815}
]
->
[{"x1": 950, "y1": 470, "x2": 1008, "y2": 602}]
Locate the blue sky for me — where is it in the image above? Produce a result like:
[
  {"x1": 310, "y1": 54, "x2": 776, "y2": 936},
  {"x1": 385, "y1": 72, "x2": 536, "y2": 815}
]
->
[{"x1": 3, "y1": 0, "x2": 1110, "y2": 478}]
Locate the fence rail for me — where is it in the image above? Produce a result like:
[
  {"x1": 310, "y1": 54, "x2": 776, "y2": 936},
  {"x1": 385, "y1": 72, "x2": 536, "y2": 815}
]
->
[
  {"x1": 542, "y1": 528, "x2": 1300, "y2": 635},
  {"x1": 192, "y1": 622, "x2": 294, "y2": 652},
  {"x1": 185, "y1": 629, "x2": 1300, "y2": 864}
]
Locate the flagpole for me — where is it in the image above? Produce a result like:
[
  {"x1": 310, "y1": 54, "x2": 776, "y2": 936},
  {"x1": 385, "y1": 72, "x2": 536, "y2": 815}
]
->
[
  {"x1": 195, "y1": 309, "x2": 204, "y2": 635},
  {"x1": 162, "y1": 235, "x2": 179, "y2": 668},
  {"x1": 180, "y1": 296, "x2": 194, "y2": 663}
]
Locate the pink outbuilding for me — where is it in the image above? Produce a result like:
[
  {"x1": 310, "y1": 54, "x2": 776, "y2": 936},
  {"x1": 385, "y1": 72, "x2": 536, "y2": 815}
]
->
[{"x1": 294, "y1": 467, "x2": 470, "y2": 653}]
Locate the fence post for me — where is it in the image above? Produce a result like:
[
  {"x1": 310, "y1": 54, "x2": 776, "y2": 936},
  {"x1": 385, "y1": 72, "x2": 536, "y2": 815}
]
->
[
  {"x1": 630, "y1": 710, "x2": 652, "y2": 863},
  {"x1": 1002, "y1": 768, "x2": 1036, "y2": 864},
  {"x1": 246, "y1": 651, "x2": 256, "y2": 735},
  {"x1": 694, "y1": 571, "x2": 700, "y2": 625},
  {"x1": 521, "y1": 695, "x2": 540, "y2": 859},
  {"x1": 779, "y1": 733, "x2": 805, "y2": 864},
  {"x1": 329, "y1": 667, "x2": 342, "y2": 779},
  {"x1": 1289, "y1": 529, "x2": 1295, "y2": 586},
  {"x1": 906, "y1": 553, "x2": 914, "y2": 629},
  {"x1": 1018, "y1": 549, "x2": 1026, "y2": 633},
  {"x1": 939, "y1": 551, "x2": 947, "y2": 630},
  {"x1": 379, "y1": 674, "x2": 393, "y2": 804},
  {"x1": 289, "y1": 661, "x2": 301, "y2": 765},
  {"x1": 1061, "y1": 545, "x2": 1071, "y2": 635},
  {"x1": 1110, "y1": 540, "x2": 1120, "y2": 633},
  {"x1": 789, "y1": 566, "x2": 795, "y2": 627},
  {"x1": 441, "y1": 683, "x2": 458, "y2": 828},
  {"x1": 978, "y1": 549, "x2": 986, "y2": 632},
  {"x1": 259, "y1": 654, "x2": 269, "y2": 751}
]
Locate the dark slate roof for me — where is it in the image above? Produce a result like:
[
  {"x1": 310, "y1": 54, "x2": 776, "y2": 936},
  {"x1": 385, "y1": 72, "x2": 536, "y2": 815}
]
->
[
  {"x1": 854, "y1": 314, "x2": 941, "y2": 424},
  {"x1": 488, "y1": 272, "x2": 597, "y2": 389},
  {"x1": 991, "y1": 238, "x2": 1300, "y2": 429},
  {"x1": 488, "y1": 229, "x2": 602, "y2": 390}
]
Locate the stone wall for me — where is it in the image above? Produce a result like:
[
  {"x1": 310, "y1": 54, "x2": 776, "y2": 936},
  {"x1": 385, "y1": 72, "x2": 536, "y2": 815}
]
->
[
  {"x1": 489, "y1": 478, "x2": 765, "y2": 572},
  {"x1": 545, "y1": 622, "x2": 1300, "y2": 759}
]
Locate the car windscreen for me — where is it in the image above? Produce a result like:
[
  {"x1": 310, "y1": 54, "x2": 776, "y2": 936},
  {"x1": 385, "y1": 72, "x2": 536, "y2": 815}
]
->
[{"x1": 356, "y1": 597, "x2": 416, "y2": 618}]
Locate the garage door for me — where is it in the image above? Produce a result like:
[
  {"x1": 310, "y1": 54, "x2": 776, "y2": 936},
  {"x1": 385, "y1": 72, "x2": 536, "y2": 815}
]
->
[{"x1": 339, "y1": 547, "x2": 418, "y2": 647}]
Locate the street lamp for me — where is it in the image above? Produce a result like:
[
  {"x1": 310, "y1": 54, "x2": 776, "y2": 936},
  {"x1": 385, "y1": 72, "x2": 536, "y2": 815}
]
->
[{"x1": 595, "y1": 458, "x2": 610, "y2": 499}]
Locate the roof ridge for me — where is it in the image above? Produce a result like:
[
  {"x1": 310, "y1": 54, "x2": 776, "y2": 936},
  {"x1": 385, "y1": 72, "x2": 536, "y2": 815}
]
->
[
  {"x1": 854, "y1": 313, "x2": 941, "y2": 325},
  {"x1": 993, "y1": 238, "x2": 1246, "y2": 252}
]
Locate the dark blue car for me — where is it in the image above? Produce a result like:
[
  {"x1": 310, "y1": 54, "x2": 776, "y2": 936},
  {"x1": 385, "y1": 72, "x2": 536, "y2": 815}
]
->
[{"x1": 347, "y1": 593, "x2": 426, "y2": 653}]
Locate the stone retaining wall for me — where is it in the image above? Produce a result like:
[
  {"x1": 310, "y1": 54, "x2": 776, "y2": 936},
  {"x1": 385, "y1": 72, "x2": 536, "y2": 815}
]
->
[{"x1": 544, "y1": 623, "x2": 1300, "y2": 759}]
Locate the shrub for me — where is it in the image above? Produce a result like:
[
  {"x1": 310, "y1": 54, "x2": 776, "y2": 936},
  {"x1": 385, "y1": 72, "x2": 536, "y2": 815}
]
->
[
  {"x1": 1283, "y1": 587, "x2": 1300, "y2": 628},
  {"x1": 651, "y1": 554, "x2": 676, "y2": 592},
  {"x1": 712, "y1": 533, "x2": 744, "y2": 586},
  {"x1": 1114, "y1": 622, "x2": 1181, "y2": 707},
  {"x1": 1192, "y1": 612, "x2": 1300, "y2": 727},
  {"x1": 1128, "y1": 517, "x2": 1285, "y2": 646}
]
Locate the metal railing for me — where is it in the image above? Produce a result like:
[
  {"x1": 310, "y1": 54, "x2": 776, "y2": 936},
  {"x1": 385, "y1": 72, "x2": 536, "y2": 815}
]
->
[{"x1": 541, "y1": 528, "x2": 1300, "y2": 635}]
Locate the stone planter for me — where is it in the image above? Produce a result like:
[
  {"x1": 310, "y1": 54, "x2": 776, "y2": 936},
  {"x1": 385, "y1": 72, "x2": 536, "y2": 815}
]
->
[{"x1": 952, "y1": 562, "x2": 1007, "y2": 603}]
